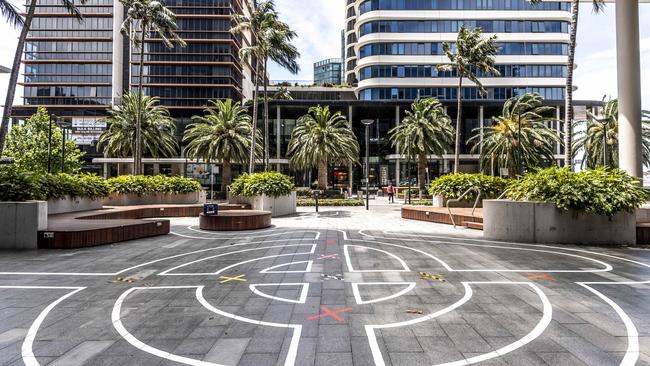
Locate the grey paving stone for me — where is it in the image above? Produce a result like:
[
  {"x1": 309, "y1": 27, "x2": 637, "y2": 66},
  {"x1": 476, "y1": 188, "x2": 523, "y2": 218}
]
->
[
  {"x1": 204, "y1": 338, "x2": 250, "y2": 365},
  {"x1": 315, "y1": 352, "x2": 353, "y2": 366},
  {"x1": 49, "y1": 340, "x2": 115, "y2": 366}
]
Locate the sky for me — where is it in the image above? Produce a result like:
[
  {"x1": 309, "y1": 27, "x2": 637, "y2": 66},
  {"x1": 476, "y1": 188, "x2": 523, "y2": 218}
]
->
[{"x1": 0, "y1": 1, "x2": 648, "y2": 113}]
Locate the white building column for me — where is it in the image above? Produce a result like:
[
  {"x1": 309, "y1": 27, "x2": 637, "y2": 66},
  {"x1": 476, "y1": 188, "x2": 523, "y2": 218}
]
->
[
  {"x1": 276, "y1": 106, "x2": 281, "y2": 171},
  {"x1": 616, "y1": 0, "x2": 643, "y2": 178},
  {"x1": 348, "y1": 105, "x2": 354, "y2": 196},
  {"x1": 394, "y1": 105, "x2": 400, "y2": 184},
  {"x1": 111, "y1": 0, "x2": 124, "y2": 105}
]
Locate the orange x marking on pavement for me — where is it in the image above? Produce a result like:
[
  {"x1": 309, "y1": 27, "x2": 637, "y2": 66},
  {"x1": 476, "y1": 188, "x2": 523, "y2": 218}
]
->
[
  {"x1": 306, "y1": 306, "x2": 352, "y2": 322},
  {"x1": 318, "y1": 253, "x2": 339, "y2": 260},
  {"x1": 527, "y1": 273, "x2": 556, "y2": 282},
  {"x1": 219, "y1": 274, "x2": 247, "y2": 284}
]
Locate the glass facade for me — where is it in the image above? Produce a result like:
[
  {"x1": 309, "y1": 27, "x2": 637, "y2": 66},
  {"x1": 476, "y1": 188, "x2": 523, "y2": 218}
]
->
[
  {"x1": 359, "y1": 42, "x2": 568, "y2": 58},
  {"x1": 359, "y1": 64, "x2": 567, "y2": 80},
  {"x1": 359, "y1": 20, "x2": 569, "y2": 36},
  {"x1": 358, "y1": 87, "x2": 565, "y2": 101},
  {"x1": 313, "y1": 59, "x2": 343, "y2": 85},
  {"x1": 359, "y1": 0, "x2": 571, "y2": 14}
]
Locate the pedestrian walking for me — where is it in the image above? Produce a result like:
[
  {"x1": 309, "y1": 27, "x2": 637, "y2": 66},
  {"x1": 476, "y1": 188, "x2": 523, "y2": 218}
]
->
[{"x1": 387, "y1": 182, "x2": 395, "y2": 203}]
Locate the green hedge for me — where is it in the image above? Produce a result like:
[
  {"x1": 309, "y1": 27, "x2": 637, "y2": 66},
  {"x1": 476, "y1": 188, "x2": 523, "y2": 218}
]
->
[
  {"x1": 297, "y1": 198, "x2": 364, "y2": 207},
  {"x1": 429, "y1": 173, "x2": 508, "y2": 202},
  {"x1": 230, "y1": 171, "x2": 295, "y2": 198},
  {"x1": 0, "y1": 168, "x2": 109, "y2": 201},
  {"x1": 106, "y1": 175, "x2": 202, "y2": 195},
  {"x1": 507, "y1": 167, "x2": 649, "y2": 216}
]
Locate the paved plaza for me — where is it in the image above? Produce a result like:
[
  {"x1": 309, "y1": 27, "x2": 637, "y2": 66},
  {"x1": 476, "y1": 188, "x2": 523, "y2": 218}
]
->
[{"x1": 0, "y1": 202, "x2": 649, "y2": 366}]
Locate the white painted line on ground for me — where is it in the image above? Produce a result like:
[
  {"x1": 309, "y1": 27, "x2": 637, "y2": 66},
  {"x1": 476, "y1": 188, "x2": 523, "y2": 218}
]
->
[
  {"x1": 171, "y1": 230, "x2": 321, "y2": 241},
  {"x1": 576, "y1": 281, "x2": 649, "y2": 366},
  {"x1": 159, "y1": 244, "x2": 317, "y2": 276},
  {"x1": 353, "y1": 230, "x2": 613, "y2": 273},
  {"x1": 351, "y1": 282, "x2": 416, "y2": 305},
  {"x1": 260, "y1": 260, "x2": 314, "y2": 274},
  {"x1": 0, "y1": 286, "x2": 86, "y2": 366},
  {"x1": 111, "y1": 286, "x2": 224, "y2": 366},
  {"x1": 249, "y1": 283, "x2": 310, "y2": 304},
  {"x1": 343, "y1": 245, "x2": 410, "y2": 272},
  {"x1": 365, "y1": 282, "x2": 552, "y2": 366},
  {"x1": 196, "y1": 286, "x2": 302, "y2": 366}
]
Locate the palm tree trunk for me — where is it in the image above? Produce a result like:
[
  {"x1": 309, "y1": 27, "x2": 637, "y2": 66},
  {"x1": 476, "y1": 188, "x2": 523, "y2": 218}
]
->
[
  {"x1": 454, "y1": 77, "x2": 464, "y2": 173},
  {"x1": 318, "y1": 157, "x2": 328, "y2": 191},
  {"x1": 263, "y1": 57, "x2": 269, "y2": 171},
  {"x1": 417, "y1": 151, "x2": 426, "y2": 195},
  {"x1": 249, "y1": 58, "x2": 260, "y2": 173},
  {"x1": 0, "y1": 0, "x2": 37, "y2": 155},
  {"x1": 134, "y1": 24, "x2": 146, "y2": 175},
  {"x1": 222, "y1": 159, "x2": 231, "y2": 192},
  {"x1": 564, "y1": 0, "x2": 579, "y2": 169}
]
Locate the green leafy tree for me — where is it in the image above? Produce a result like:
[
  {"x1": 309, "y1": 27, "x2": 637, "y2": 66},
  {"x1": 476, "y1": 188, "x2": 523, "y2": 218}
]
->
[
  {"x1": 529, "y1": 0, "x2": 605, "y2": 168},
  {"x1": 119, "y1": 0, "x2": 185, "y2": 174},
  {"x1": 389, "y1": 98, "x2": 455, "y2": 193},
  {"x1": 573, "y1": 98, "x2": 650, "y2": 169},
  {"x1": 288, "y1": 105, "x2": 360, "y2": 190},
  {"x1": 183, "y1": 99, "x2": 261, "y2": 191},
  {"x1": 4, "y1": 107, "x2": 84, "y2": 174},
  {"x1": 97, "y1": 91, "x2": 178, "y2": 160},
  {"x1": 232, "y1": 0, "x2": 300, "y2": 172},
  {"x1": 439, "y1": 26, "x2": 500, "y2": 173},
  {"x1": 469, "y1": 93, "x2": 560, "y2": 178},
  {"x1": 0, "y1": 0, "x2": 85, "y2": 156}
]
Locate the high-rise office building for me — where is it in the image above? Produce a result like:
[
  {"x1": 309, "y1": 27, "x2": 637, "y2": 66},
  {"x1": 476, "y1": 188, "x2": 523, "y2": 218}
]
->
[
  {"x1": 12, "y1": 0, "x2": 254, "y2": 173},
  {"x1": 313, "y1": 58, "x2": 343, "y2": 85},
  {"x1": 344, "y1": 0, "x2": 571, "y2": 102}
]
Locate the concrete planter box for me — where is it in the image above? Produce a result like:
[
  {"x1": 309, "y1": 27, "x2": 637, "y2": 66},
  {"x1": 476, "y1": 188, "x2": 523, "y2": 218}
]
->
[
  {"x1": 103, "y1": 191, "x2": 206, "y2": 206},
  {"x1": 48, "y1": 196, "x2": 103, "y2": 215},
  {"x1": 0, "y1": 201, "x2": 47, "y2": 250},
  {"x1": 483, "y1": 199, "x2": 636, "y2": 245},
  {"x1": 230, "y1": 191, "x2": 296, "y2": 217},
  {"x1": 432, "y1": 195, "x2": 483, "y2": 208}
]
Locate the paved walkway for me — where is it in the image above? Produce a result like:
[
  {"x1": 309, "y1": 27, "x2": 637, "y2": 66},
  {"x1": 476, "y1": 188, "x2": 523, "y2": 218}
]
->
[{"x1": 0, "y1": 201, "x2": 649, "y2": 365}]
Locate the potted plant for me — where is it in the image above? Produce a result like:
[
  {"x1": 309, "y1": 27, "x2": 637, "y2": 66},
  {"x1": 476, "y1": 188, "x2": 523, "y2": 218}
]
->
[
  {"x1": 428, "y1": 173, "x2": 508, "y2": 207},
  {"x1": 104, "y1": 175, "x2": 205, "y2": 206},
  {"x1": 484, "y1": 167, "x2": 647, "y2": 245},
  {"x1": 229, "y1": 171, "x2": 296, "y2": 217},
  {"x1": 44, "y1": 174, "x2": 109, "y2": 214}
]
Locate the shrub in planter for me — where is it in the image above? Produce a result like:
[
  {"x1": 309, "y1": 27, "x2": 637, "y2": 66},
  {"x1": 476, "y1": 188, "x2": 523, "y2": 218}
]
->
[
  {"x1": 297, "y1": 198, "x2": 364, "y2": 207},
  {"x1": 296, "y1": 188, "x2": 311, "y2": 197},
  {"x1": 106, "y1": 175, "x2": 202, "y2": 195},
  {"x1": 429, "y1": 173, "x2": 508, "y2": 202},
  {"x1": 0, "y1": 167, "x2": 41, "y2": 201},
  {"x1": 507, "y1": 167, "x2": 649, "y2": 217},
  {"x1": 230, "y1": 171, "x2": 295, "y2": 198},
  {"x1": 39, "y1": 173, "x2": 109, "y2": 200}
]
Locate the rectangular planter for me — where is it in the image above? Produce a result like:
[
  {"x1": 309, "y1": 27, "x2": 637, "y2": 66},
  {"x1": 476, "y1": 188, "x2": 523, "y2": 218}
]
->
[
  {"x1": 0, "y1": 201, "x2": 47, "y2": 250},
  {"x1": 103, "y1": 191, "x2": 206, "y2": 206},
  {"x1": 432, "y1": 195, "x2": 483, "y2": 208},
  {"x1": 48, "y1": 196, "x2": 103, "y2": 215},
  {"x1": 483, "y1": 199, "x2": 636, "y2": 245},
  {"x1": 230, "y1": 191, "x2": 296, "y2": 217}
]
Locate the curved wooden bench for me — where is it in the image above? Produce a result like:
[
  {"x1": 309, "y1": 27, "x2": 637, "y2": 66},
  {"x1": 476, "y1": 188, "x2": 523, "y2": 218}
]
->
[{"x1": 199, "y1": 210, "x2": 272, "y2": 231}]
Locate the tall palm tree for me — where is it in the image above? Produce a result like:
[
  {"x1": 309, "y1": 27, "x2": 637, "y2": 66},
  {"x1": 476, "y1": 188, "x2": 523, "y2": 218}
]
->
[
  {"x1": 1, "y1": 0, "x2": 23, "y2": 27},
  {"x1": 288, "y1": 105, "x2": 360, "y2": 190},
  {"x1": 119, "y1": 0, "x2": 185, "y2": 175},
  {"x1": 573, "y1": 99, "x2": 650, "y2": 169},
  {"x1": 97, "y1": 91, "x2": 178, "y2": 160},
  {"x1": 469, "y1": 93, "x2": 560, "y2": 178},
  {"x1": 273, "y1": 86, "x2": 293, "y2": 100},
  {"x1": 183, "y1": 99, "x2": 260, "y2": 191},
  {"x1": 439, "y1": 26, "x2": 500, "y2": 173},
  {"x1": 0, "y1": 0, "x2": 84, "y2": 156},
  {"x1": 232, "y1": 0, "x2": 299, "y2": 172},
  {"x1": 529, "y1": 0, "x2": 604, "y2": 169},
  {"x1": 389, "y1": 98, "x2": 455, "y2": 193}
]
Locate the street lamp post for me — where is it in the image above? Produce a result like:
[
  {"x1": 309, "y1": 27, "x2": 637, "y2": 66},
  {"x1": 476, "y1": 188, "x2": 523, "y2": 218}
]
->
[
  {"x1": 56, "y1": 118, "x2": 70, "y2": 173},
  {"x1": 47, "y1": 114, "x2": 55, "y2": 173},
  {"x1": 361, "y1": 119, "x2": 375, "y2": 211}
]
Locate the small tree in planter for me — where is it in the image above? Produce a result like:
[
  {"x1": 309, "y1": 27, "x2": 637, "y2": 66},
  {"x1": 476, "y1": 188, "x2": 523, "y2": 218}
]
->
[
  {"x1": 428, "y1": 173, "x2": 508, "y2": 207},
  {"x1": 229, "y1": 171, "x2": 296, "y2": 217}
]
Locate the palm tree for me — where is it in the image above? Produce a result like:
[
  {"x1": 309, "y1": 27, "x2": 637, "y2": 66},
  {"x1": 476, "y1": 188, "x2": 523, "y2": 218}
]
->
[
  {"x1": 0, "y1": 0, "x2": 84, "y2": 156},
  {"x1": 288, "y1": 105, "x2": 360, "y2": 190},
  {"x1": 232, "y1": 0, "x2": 300, "y2": 172},
  {"x1": 119, "y1": 0, "x2": 185, "y2": 175},
  {"x1": 1, "y1": 0, "x2": 23, "y2": 27},
  {"x1": 183, "y1": 99, "x2": 260, "y2": 191},
  {"x1": 439, "y1": 26, "x2": 500, "y2": 173},
  {"x1": 389, "y1": 98, "x2": 455, "y2": 193},
  {"x1": 273, "y1": 86, "x2": 293, "y2": 100},
  {"x1": 573, "y1": 99, "x2": 650, "y2": 169},
  {"x1": 529, "y1": 0, "x2": 605, "y2": 169},
  {"x1": 97, "y1": 91, "x2": 178, "y2": 160},
  {"x1": 469, "y1": 93, "x2": 561, "y2": 178}
]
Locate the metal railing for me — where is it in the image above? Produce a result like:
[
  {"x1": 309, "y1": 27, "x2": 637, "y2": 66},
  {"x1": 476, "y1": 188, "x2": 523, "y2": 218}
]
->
[{"x1": 446, "y1": 187, "x2": 482, "y2": 228}]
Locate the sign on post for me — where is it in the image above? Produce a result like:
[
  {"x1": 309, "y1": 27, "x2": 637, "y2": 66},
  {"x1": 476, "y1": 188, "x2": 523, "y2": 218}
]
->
[
  {"x1": 71, "y1": 117, "x2": 106, "y2": 146},
  {"x1": 203, "y1": 204, "x2": 219, "y2": 216}
]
